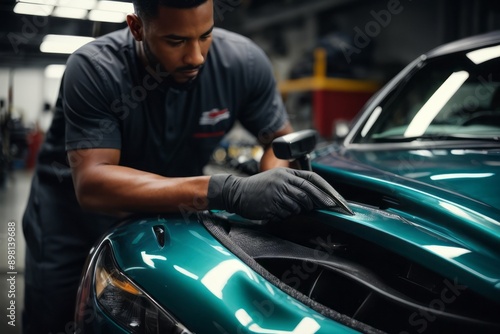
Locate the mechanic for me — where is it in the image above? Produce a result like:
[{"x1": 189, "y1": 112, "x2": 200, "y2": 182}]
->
[{"x1": 21, "y1": 0, "x2": 343, "y2": 333}]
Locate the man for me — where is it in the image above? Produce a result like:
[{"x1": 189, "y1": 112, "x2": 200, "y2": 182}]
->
[{"x1": 22, "y1": 0, "x2": 344, "y2": 332}]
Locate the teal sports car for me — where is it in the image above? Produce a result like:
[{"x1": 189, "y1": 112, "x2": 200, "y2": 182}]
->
[{"x1": 74, "y1": 31, "x2": 500, "y2": 333}]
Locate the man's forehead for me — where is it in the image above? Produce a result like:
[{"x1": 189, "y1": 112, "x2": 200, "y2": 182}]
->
[{"x1": 146, "y1": 2, "x2": 214, "y2": 34}]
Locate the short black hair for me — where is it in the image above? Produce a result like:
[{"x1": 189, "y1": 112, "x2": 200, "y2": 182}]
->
[{"x1": 133, "y1": 0, "x2": 208, "y2": 20}]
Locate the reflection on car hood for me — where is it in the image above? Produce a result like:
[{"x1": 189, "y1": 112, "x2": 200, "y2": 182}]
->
[
  {"x1": 350, "y1": 148, "x2": 500, "y2": 208},
  {"x1": 315, "y1": 146, "x2": 500, "y2": 210}
]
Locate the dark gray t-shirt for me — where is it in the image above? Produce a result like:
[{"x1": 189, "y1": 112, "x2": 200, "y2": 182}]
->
[
  {"x1": 64, "y1": 27, "x2": 287, "y2": 176},
  {"x1": 22, "y1": 27, "x2": 287, "y2": 281}
]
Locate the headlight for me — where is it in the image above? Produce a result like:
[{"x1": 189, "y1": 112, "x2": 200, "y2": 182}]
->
[{"x1": 94, "y1": 243, "x2": 191, "y2": 334}]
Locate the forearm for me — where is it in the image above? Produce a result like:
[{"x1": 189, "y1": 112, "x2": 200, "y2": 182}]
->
[
  {"x1": 259, "y1": 145, "x2": 289, "y2": 171},
  {"x1": 74, "y1": 164, "x2": 210, "y2": 215},
  {"x1": 259, "y1": 121, "x2": 294, "y2": 171}
]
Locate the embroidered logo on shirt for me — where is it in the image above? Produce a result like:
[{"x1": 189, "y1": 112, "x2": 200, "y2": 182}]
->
[{"x1": 199, "y1": 108, "x2": 230, "y2": 126}]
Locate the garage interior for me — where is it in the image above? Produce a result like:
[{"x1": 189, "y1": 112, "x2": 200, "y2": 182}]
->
[{"x1": 1, "y1": 0, "x2": 500, "y2": 333}]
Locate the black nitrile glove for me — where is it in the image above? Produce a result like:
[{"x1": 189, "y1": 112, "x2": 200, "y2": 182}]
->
[{"x1": 208, "y1": 167, "x2": 352, "y2": 222}]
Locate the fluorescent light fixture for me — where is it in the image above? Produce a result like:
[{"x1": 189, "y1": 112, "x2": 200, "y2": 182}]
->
[
  {"x1": 404, "y1": 71, "x2": 469, "y2": 137},
  {"x1": 467, "y1": 45, "x2": 500, "y2": 65},
  {"x1": 17, "y1": 0, "x2": 57, "y2": 5},
  {"x1": 14, "y1": 3, "x2": 54, "y2": 16},
  {"x1": 40, "y1": 34, "x2": 95, "y2": 54},
  {"x1": 88, "y1": 9, "x2": 126, "y2": 23},
  {"x1": 52, "y1": 6, "x2": 88, "y2": 19},
  {"x1": 96, "y1": 1, "x2": 134, "y2": 13},
  {"x1": 44, "y1": 64, "x2": 66, "y2": 78},
  {"x1": 56, "y1": 0, "x2": 97, "y2": 10}
]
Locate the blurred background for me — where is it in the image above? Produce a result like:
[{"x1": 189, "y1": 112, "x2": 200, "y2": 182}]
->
[{"x1": 0, "y1": 0, "x2": 499, "y2": 333}]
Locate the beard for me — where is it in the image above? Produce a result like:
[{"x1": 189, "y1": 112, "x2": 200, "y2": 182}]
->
[
  {"x1": 142, "y1": 38, "x2": 162, "y2": 70},
  {"x1": 142, "y1": 39, "x2": 203, "y2": 91}
]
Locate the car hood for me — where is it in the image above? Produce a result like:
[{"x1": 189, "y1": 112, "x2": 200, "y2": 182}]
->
[
  {"x1": 314, "y1": 146, "x2": 500, "y2": 212},
  {"x1": 341, "y1": 147, "x2": 500, "y2": 209},
  {"x1": 312, "y1": 145, "x2": 500, "y2": 304},
  {"x1": 313, "y1": 145, "x2": 500, "y2": 264}
]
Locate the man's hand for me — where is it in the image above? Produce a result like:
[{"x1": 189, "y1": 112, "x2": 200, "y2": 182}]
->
[{"x1": 207, "y1": 167, "x2": 353, "y2": 221}]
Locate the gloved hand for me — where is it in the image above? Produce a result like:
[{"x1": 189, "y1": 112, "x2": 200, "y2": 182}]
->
[{"x1": 207, "y1": 167, "x2": 352, "y2": 221}]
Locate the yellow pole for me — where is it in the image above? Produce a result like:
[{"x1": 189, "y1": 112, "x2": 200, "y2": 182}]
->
[{"x1": 313, "y1": 47, "x2": 327, "y2": 79}]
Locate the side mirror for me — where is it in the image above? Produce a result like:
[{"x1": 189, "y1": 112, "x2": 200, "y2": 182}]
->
[{"x1": 272, "y1": 129, "x2": 318, "y2": 171}]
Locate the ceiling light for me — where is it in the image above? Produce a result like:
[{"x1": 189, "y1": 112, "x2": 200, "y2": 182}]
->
[
  {"x1": 88, "y1": 9, "x2": 126, "y2": 23},
  {"x1": 52, "y1": 6, "x2": 88, "y2": 19},
  {"x1": 56, "y1": 0, "x2": 97, "y2": 10},
  {"x1": 44, "y1": 64, "x2": 66, "y2": 78},
  {"x1": 96, "y1": 1, "x2": 134, "y2": 13},
  {"x1": 17, "y1": 0, "x2": 57, "y2": 5},
  {"x1": 14, "y1": 3, "x2": 54, "y2": 16},
  {"x1": 40, "y1": 34, "x2": 95, "y2": 54}
]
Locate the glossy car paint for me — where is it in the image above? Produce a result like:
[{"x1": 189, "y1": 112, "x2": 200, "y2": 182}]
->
[
  {"x1": 313, "y1": 151, "x2": 500, "y2": 301},
  {"x1": 85, "y1": 216, "x2": 360, "y2": 333},
  {"x1": 336, "y1": 148, "x2": 500, "y2": 208}
]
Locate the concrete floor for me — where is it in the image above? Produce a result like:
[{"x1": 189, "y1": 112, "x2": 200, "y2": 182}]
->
[{"x1": 0, "y1": 169, "x2": 31, "y2": 334}]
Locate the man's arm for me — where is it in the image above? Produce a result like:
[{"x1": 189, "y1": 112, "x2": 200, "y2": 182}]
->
[
  {"x1": 69, "y1": 148, "x2": 210, "y2": 216},
  {"x1": 70, "y1": 146, "x2": 350, "y2": 221},
  {"x1": 259, "y1": 121, "x2": 294, "y2": 171}
]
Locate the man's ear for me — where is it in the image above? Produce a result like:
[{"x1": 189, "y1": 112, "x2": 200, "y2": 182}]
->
[{"x1": 126, "y1": 14, "x2": 143, "y2": 41}]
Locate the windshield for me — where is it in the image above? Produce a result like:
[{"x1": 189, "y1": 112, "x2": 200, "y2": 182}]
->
[{"x1": 353, "y1": 46, "x2": 500, "y2": 143}]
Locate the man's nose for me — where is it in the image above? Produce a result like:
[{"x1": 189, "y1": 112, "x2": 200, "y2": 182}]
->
[{"x1": 183, "y1": 41, "x2": 204, "y2": 66}]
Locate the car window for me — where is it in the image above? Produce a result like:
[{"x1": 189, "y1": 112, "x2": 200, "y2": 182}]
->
[{"x1": 354, "y1": 48, "x2": 500, "y2": 143}]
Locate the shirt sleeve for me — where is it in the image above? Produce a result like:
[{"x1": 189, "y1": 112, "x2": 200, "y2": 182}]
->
[
  {"x1": 63, "y1": 48, "x2": 122, "y2": 152},
  {"x1": 238, "y1": 41, "x2": 288, "y2": 144}
]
